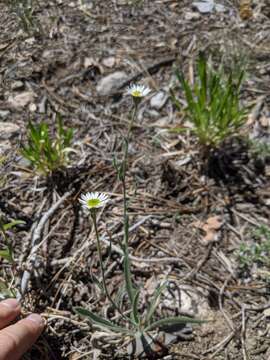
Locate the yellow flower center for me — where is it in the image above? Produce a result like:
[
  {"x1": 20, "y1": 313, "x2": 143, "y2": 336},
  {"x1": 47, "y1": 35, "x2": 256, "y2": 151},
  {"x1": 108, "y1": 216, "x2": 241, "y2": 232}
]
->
[
  {"x1": 131, "y1": 90, "x2": 142, "y2": 97},
  {"x1": 87, "y1": 198, "x2": 101, "y2": 208}
]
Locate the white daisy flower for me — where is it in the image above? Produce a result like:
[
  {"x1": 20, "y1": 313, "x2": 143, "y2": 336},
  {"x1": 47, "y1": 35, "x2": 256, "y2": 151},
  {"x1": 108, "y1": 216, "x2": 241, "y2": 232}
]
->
[
  {"x1": 127, "y1": 84, "x2": 151, "y2": 98},
  {"x1": 79, "y1": 192, "x2": 109, "y2": 210}
]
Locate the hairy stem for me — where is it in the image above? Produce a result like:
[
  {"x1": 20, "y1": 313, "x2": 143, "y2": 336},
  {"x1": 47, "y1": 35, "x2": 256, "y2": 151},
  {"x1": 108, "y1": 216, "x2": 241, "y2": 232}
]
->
[
  {"x1": 91, "y1": 210, "x2": 134, "y2": 324},
  {"x1": 120, "y1": 103, "x2": 138, "y2": 303}
]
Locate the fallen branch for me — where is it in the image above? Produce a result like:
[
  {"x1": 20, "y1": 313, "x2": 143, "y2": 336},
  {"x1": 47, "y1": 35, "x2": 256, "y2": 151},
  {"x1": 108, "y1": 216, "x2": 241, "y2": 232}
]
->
[
  {"x1": 50, "y1": 215, "x2": 185, "y2": 267},
  {"x1": 18, "y1": 191, "x2": 72, "y2": 300}
]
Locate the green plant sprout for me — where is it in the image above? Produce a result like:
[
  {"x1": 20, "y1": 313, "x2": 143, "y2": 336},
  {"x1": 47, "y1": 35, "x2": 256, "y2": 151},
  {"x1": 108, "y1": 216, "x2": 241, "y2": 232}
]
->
[
  {"x1": 249, "y1": 139, "x2": 270, "y2": 159},
  {"x1": 21, "y1": 114, "x2": 74, "y2": 176},
  {"x1": 0, "y1": 218, "x2": 24, "y2": 299},
  {"x1": 171, "y1": 53, "x2": 247, "y2": 150},
  {"x1": 237, "y1": 225, "x2": 270, "y2": 272},
  {"x1": 8, "y1": 0, "x2": 40, "y2": 34},
  {"x1": 75, "y1": 84, "x2": 203, "y2": 356}
]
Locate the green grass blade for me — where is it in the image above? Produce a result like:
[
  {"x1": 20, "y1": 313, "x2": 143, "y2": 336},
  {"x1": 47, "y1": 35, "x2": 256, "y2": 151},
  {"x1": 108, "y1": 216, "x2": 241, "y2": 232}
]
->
[
  {"x1": 197, "y1": 53, "x2": 207, "y2": 109},
  {"x1": 3, "y1": 220, "x2": 25, "y2": 231}
]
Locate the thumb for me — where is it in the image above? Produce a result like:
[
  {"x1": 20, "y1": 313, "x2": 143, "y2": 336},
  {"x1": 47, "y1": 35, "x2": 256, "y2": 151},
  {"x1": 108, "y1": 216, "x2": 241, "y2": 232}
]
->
[{"x1": 0, "y1": 314, "x2": 45, "y2": 360}]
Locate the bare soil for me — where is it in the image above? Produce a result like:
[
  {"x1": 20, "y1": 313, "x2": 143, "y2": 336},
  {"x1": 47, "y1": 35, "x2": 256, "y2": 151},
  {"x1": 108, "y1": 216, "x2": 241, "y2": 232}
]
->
[{"x1": 1, "y1": 0, "x2": 270, "y2": 359}]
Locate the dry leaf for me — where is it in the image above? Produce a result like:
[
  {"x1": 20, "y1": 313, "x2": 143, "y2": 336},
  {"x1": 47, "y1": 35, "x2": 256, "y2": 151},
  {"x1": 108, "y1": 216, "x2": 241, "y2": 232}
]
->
[
  {"x1": 239, "y1": 0, "x2": 253, "y2": 20},
  {"x1": 194, "y1": 216, "x2": 223, "y2": 244}
]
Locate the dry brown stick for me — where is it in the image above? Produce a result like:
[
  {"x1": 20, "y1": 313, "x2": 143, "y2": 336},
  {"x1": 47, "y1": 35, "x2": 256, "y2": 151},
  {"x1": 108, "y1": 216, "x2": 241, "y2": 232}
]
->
[
  {"x1": 48, "y1": 214, "x2": 153, "y2": 303},
  {"x1": 179, "y1": 243, "x2": 213, "y2": 282},
  {"x1": 231, "y1": 209, "x2": 260, "y2": 227},
  {"x1": 194, "y1": 274, "x2": 242, "y2": 309},
  {"x1": 50, "y1": 214, "x2": 188, "y2": 269},
  {"x1": 244, "y1": 302, "x2": 270, "y2": 312},
  {"x1": 42, "y1": 79, "x2": 78, "y2": 110},
  {"x1": 171, "y1": 352, "x2": 202, "y2": 360},
  {"x1": 241, "y1": 305, "x2": 250, "y2": 360},
  {"x1": 110, "y1": 55, "x2": 177, "y2": 96},
  {"x1": 219, "y1": 276, "x2": 235, "y2": 332},
  {"x1": 47, "y1": 180, "x2": 120, "y2": 302},
  {"x1": 18, "y1": 191, "x2": 72, "y2": 300},
  {"x1": 202, "y1": 329, "x2": 237, "y2": 357}
]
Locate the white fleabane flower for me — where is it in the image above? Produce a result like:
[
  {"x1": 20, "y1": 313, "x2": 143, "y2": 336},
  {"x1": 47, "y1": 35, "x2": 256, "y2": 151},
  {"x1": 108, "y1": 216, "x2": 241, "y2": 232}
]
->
[
  {"x1": 127, "y1": 84, "x2": 151, "y2": 98},
  {"x1": 79, "y1": 192, "x2": 109, "y2": 210}
]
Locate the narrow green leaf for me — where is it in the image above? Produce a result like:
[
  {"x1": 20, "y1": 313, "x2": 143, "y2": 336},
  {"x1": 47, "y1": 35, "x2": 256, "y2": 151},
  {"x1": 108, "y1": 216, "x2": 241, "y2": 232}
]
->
[
  {"x1": 114, "y1": 282, "x2": 126, "y2": 309},
  {"x1": 169, "y1": 88, "x2": 182, "y2": 111},
  {"x1": 90, "y1": 273, "x2": 104, "y2": 292},
  {"x1": 131, "y1": 289, "x2": 140, "y2": 324},
  {"x1": 74, "y1": 307, "x2": 132, "y2": 334},
  {"x1": 0, "y1": 248, "x2": 13, "y2": 263},
  {"x1": 145, "y1": 316, "x2": 205, "y2": 332},
  {"x1": 167, "y1": 127, "x2": 189, "y2": 134},
  {"x1": 197, "y1": 53, "x2": 207, "y2": 109},
  {"x1": 124, "y1": 251, "x2": 135, "y2": 304},
  {"x1": 145, "y1": 282, "x2": 167, "y2": 325},
  {"x1": 3, "y1": 220, "x2": 25, "y2": 231}
]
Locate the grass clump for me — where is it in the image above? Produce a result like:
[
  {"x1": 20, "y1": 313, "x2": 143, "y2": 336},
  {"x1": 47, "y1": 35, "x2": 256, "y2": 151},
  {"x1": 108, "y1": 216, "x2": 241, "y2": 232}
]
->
[
  {"x1": 8, "y1": 0, "x2": 40, "y2": 34},
  {"x1": 21, "y1": 114, "x2": 74, "y2": 176},
  {"x1": 171, "y1": 53, "x2": 247, "y2": 150}
]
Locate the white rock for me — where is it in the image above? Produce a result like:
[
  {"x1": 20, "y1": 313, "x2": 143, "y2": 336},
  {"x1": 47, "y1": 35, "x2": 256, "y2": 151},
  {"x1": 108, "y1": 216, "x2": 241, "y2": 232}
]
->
[
  {"x1": 8, "y1": 91, "x2": 35, "y2": 109},
  {"x1": 185, "y1": 11, "x2": 201, "y2": 20},
  {"x1": 96, "y1": 71, "x2": 127, "y2": 96},
  {"x1": 193, "y1": 0, "x2": 225, "y2": 13},
  {"x1": 193, "y1": 0, "x2": 214, "y2": 13},
  {"x1": 0, "y1": 110, "x2": 10, "y2": 119},
  {"x1": 150, "y1": 90, "x2": 169, "y2": 110},
  {"x1": 29, "y1": 103, "x2": 37, "y2": 112},
  {"x1": 11, "y1": 81, "x2": 24, "y2": 90},
  {"x1": 0, "y1": 122, "x2": 20, "y2": 140}
]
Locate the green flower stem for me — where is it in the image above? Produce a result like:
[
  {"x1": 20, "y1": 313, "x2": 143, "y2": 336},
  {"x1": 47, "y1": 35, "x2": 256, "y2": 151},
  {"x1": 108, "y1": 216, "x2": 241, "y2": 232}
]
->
[
  {"x1": 120, "y1": 103, "x2": 138, "y2": 303},
  {"x1": 127, "y1": 103, "x2": 138, "y2": 140},
  {"x1": 90, "y1": 209, "x2": 134, "y2": 325},
  {"x1": 122, "y1": 103, "x2": 138, "y2": 249}
]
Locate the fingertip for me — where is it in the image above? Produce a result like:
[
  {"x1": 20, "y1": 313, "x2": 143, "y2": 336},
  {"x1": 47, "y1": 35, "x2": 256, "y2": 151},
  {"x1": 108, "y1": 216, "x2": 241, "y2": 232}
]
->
[
  {"x1": 1, "y1": 299, "x2": 20, "y2": 311},
  {"x1": 0, "y1": 313, "x2": 45, "y2": 360},
  {"x1": 26, "y1": 314, "x2": 45, "y2": 331},
  {"x1": 0, "y1": 299, "x2": 21, "y2": 329}
]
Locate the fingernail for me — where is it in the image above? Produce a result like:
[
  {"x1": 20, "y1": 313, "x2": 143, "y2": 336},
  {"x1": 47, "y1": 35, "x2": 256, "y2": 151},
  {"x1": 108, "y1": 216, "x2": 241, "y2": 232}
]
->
[
  {"x1": 27, "y1": 314, "x2": 45, "y2": 327},
  {"x1": 1, "y1": 299, "x2": 20, "y2": 310}
]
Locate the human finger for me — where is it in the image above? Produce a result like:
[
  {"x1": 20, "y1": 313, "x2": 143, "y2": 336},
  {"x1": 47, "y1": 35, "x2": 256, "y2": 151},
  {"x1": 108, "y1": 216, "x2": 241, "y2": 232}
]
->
[
  {"x1": 0, "y1": 299, "x2": 21, "y2": 330},
  {"x1": 0, "y1": 313, "x2": 45, "y2": 360}
]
